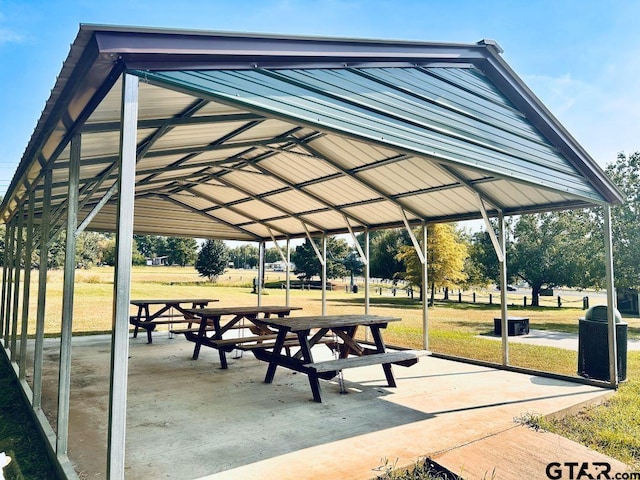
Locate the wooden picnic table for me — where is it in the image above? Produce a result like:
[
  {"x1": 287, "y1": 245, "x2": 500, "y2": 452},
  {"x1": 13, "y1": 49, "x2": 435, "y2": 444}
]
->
[
  {"x1": 252, "y1": 314, "x2": 428, "y2": 402},
  {"x1": 179, "y1": 305, "x2": 302, "y2": 369},
  {"x1": 130, "y1": 299, "x2": 218, "y2": 344}
]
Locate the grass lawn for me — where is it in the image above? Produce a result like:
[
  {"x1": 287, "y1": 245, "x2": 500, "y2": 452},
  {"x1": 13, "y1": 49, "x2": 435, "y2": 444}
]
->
[{"x1": 3, "y1": 266, "x2": 640, "y2": 475}]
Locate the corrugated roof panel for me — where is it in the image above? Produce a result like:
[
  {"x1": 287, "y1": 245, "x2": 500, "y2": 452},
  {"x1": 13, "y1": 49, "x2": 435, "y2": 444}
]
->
[
  {"x1": 207, "y1": 207, "x2": 258, "y2": 226},
  {"x1": 267, "y1": 190, "x2": 328, "y2": 213},
  {"x1": 137, "y1": 68, "x2": 605, "y2": 203},
  {"x1": 84, "y1": 199, "x2": 256, "y2": 240},
  {"x1": 220, "y1": 170, "x2": 286, "y2": 196},
  {"x1": 231, "y1": 199, "x2": 290, "y2": 221},
  {"x1": 189, "y1": 183, "x2": 249, "y2": 204},
  {"x1": 409, "y1": 188, "x2": 479, "y2": 217},
  {"x1": 274, "y1": 68, "x2": 567, "y2": 170},
  {"x1": 257, "y1": 152, "x2": 339, "y2": 184},
  {"x1": 229, "y1": 118, "x2": 298, "y2": 143},
  {"x1": 137, "y1": 82, "x2": 201, "y2": 121},
  {"x1": 180, "y1": 147, "x2": 255, "y2": 165},
  {"x1": 146, "y1": 122, "x2": 253, "y2": 152},
  {"x1": 192, "y1": 100, "x2": 252, "y2": 117},
  {"x1": 304, "y1": 177, "x2": 381, "y2": 206},
  {"x1": 343, "y1": 200, "x2": 410, "y2": 225},
  {"x1": 307, "y1": 136, "x2": 401, "y2": 171},
  {"x1": 301, "y1": 210, "x2": 351, "y2": 230}
]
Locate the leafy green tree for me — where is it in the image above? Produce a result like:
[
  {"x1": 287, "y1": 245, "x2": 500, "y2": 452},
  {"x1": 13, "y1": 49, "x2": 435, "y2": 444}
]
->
[
  {"x1": 101, "y1": 236, "x2": 146, "y2": 266},
  {"x1": 228, "y1": 244, "x2": 259, "y2": 268},
  {"x1": 360, "y1": 229, "x2": 410, "y2": 280},
  {"x1": 265, "y1": 246, "x2": 283, "y2": 264},
  {"x1": 195, "y1": 239, "x2": 229, "y2": 282},
  {"x1": 166, "y1": 237, "x2": 197, "y2": 266},
  {"x1": 509, "y1": 212, "x2": 596, "y2": 306},
  {"x1": 396, "y1": 223, "x2": 468, "y2": 303},
  {"x1": 133, "y1": 235, "x2": 168, "y2": 259},
  {"x1": 291, "y1": 237, "x2": 349, "y2": 281},
  {"x1": 343, "y1": 251, "x2": 364, "y2": 288},
  {"x1": 606, "y1": 152, "x2": 640, "y2": 291},
  {"x1": 464, "y1": 230, "x2": 501, "y2": 288}
]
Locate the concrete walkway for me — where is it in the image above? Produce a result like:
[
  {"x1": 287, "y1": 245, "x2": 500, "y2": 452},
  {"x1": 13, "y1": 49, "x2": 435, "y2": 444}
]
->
[
  {"x1": 32, "y1": 334, "x2": 629, "y2": 479},
  {"x1": 481, "y1": 328, "x2": 640, "y2": 351}
]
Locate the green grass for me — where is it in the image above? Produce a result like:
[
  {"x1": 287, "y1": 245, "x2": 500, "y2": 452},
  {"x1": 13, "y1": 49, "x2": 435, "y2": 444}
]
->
[
  {"x1": 0, "y1": 353, "x2": 58, "y2": 479},
  {"x1": 4, "y1": 266, "x2": 640, "y2": 475}
]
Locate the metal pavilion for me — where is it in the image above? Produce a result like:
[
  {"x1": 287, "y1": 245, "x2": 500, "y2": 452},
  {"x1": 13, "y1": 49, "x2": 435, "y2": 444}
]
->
[{"x1": 0, "y1": 25, "x2": 625, "y2": 479}]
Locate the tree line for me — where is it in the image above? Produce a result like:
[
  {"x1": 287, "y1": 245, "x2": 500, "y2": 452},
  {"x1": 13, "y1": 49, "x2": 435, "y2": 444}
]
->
[{"x1": 0, "y1": 152, "x2": 638, "y2": 306}]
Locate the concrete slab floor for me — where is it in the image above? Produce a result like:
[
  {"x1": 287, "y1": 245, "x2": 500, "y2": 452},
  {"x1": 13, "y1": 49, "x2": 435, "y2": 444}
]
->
[{"x1": 32, "y1": 334, "x2": 618, "y2": 479}]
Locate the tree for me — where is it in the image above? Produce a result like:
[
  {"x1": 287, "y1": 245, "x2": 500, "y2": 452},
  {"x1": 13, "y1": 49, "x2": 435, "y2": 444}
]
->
[
  {"x1": 166, "y1": 237, "x2": 197, "y2": 266},
  {"x1": 228, "y1": 244, "x2": 259, "y2": 268},
  {"x1": 291, "y1": 237, "x2": 350, "y2": 281},
  {"x1": 509, "y1": 212, "x2": 596, "y2": 306},
  {"x1": 396, "y1": 224, "x2": 468, "y2": 302},
  {"x1": 361, "y1": 229, "x2": 410, "y2": 280},
  {"x1": 195, "y1": 239, "x2": 229, "y2": 282},
  {"x1": 606, "y1": 152, "x2": 640, "y2": 291},
  {"x1": 343, "y1": 250, "x2": 364, "y2": 288},
  {"x1": 465, "y1": 229, "x2": 502, "y2": 288}
]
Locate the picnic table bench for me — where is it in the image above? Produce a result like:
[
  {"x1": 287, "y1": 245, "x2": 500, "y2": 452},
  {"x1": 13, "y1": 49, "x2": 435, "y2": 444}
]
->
[
  {"x1": 179, "y1": 305, "x2": 302, "y2": 369},
  {"x1": 252, "y1": 314, "x2": 429, "y2": 402},
  {"x1": 129, "y1": 299, "x2": 217, "y2": 344}
]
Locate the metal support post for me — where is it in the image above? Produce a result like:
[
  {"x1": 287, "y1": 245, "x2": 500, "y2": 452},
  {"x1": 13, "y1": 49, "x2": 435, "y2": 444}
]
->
[
  {"x1": 603, "y1": 205, "x2": 618, "y2": 386},
  {"x1": 422, "y1": 222, "x2": 429, "y2": 350},
  {"x1": 56, "y1": 133, "x2": 80, "y2": 456},
  {"x1": 10, "y1": 207, "x2": 24, "y2": 361},
  {"x1": 322, "y1": 234, "x2": 327, "y2": 316},
  {"x1": 107, "y1": 73, "x2": 138, "y2": 479},
  {"x1": 19, "y1": 190, "x2": 35, "y2": 379},
  {"x1": 364, "y1": 228, "x2": 370, "y2": 316},
  {"x1": 257, "y1": 241, "x2": 265, "y2": 306},
  {"x1": 3, "y1": 220, "x2": 15, "y2": 346},
  {"x1": 498, "y1": 213, "x2": 509, "y2": 366},
  {"x1": 285, "y1": 238, "x2": 291, "y2": 307},
  {"x1": 0, "y1": 222, "x2": 10, "y2": 340},
  {"x1": 33, "y1": 170, "x2": 52, "y2": 409}
]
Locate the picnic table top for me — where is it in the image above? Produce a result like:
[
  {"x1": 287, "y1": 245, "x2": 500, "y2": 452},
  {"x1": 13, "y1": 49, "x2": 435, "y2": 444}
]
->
[
  {"x1": 130, "y1": 299, "x2": 218, "y2": 306},
  {"x1": 258, "y1": 314, "x2": 401, "y2": 332},
  {"x1": 183, "y1": 305, "x2": 302, "y2": 316}
]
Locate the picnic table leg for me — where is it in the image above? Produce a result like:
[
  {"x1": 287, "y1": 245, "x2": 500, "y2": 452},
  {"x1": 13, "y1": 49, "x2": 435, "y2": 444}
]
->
[
  {"x1": 144, "y1": 305, "x2": 153, "y2": 343},
  {"x1": 132, "y1": 306, "x2": 144, "y2": 338},
  {"x1": 264, "y1": 329, "x2": 288, "y2": 383},
  {"x1": 192, "y1": 314, "x2": 214, "y2": 360},
  {"x1": 370, "y1": 325, "x2": 396, "y2": 387},
  {"x1": 296, "y1": 330, "x2": 322, "y2": 402}
]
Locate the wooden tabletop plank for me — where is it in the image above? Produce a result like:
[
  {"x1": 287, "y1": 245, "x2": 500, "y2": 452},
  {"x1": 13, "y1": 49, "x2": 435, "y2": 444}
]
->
[
  {"x1": 259, "y1": 314, "x2": 401, "y2": 331},
  {"x1": 183, "y1": 305, "x2": 302, "y2": 316},
  {"x1": 130, "y1": 299, "x2": 218, "y2": 306}
]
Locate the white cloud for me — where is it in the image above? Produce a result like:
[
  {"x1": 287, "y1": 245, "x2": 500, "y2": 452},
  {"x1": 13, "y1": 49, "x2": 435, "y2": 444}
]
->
[{"x1": 0, "y1": 26, "x2": 24, "y2": 44}]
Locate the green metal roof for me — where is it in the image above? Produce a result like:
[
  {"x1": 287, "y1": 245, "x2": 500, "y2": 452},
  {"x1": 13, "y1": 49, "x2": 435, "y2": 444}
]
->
[{"x1": 0, "y1": 25, "x2": 624, "y2": 240}]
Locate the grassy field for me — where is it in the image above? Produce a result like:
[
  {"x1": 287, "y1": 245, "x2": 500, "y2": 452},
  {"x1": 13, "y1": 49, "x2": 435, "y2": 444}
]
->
[{"x1": 4, "y1": 265, "x2": 640, "y2": 474}]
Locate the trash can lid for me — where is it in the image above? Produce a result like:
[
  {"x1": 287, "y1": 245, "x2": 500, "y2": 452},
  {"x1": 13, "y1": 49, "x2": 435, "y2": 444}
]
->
[{"x1": 584, "y1": 305, "x2": 622, "y2": 323}]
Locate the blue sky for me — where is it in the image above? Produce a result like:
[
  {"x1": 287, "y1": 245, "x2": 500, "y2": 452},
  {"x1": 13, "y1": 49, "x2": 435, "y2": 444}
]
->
[{"x1": 1, "y1": 0, "x2": 639, "y2": 199}]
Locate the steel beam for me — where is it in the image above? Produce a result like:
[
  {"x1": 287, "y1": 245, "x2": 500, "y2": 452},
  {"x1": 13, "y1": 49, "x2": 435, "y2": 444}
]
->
[
  {"x1": 33, "y1": 170, "x2": 52, "y2": 409},
  {"x1": 498, "y1": 213, "x2": 509, "y2": 366},
  {"x1": 422, "y1": 222, "x2": 429, "y2": 350},
  {"x1": 18, "y1": 190, "x2": 35, "y2": 379},
  {"x1": 56, "y1": 133, "x2": 80, "y2": 456},
  {"x1": 603, "y1": 205, "x2": 618, "y2": 386},
  {"x1": 107, "y1": 73, "x2": 138, "y2": 479},
  {"x1": 10, "y1": 207, "x2": 24, "y2": 362}
]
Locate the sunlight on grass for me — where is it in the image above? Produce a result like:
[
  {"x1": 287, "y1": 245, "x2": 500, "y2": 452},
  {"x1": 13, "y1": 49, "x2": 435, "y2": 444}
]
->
[{"x1": 8, "y1": 265, "x2": 640, "y2": 469}]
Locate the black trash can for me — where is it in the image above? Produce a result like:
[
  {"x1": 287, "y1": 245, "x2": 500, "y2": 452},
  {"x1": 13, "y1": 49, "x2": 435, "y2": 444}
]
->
[
  {"x1": 577, "y1": 305, "x2": 627, "y2": 381},
  {"x1": 352, "y1": 284, "x2": 358, "y2": 294}
]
